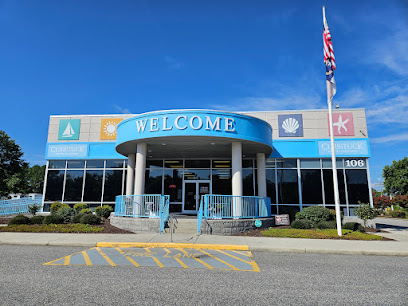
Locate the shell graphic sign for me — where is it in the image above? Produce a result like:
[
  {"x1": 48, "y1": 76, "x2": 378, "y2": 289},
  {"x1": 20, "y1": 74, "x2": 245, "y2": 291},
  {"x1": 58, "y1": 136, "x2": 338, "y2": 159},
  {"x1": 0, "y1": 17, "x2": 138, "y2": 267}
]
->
[{"x1": 100, "y1": 118, "x2": 123, "y2": 140}]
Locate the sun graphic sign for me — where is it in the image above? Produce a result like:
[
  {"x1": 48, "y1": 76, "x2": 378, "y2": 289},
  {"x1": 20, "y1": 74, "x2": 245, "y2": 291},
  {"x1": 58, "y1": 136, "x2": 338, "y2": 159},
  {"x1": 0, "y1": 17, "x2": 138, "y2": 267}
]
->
[{"x1": 100, "y1": 118, "x2": 122, "y2": 140}]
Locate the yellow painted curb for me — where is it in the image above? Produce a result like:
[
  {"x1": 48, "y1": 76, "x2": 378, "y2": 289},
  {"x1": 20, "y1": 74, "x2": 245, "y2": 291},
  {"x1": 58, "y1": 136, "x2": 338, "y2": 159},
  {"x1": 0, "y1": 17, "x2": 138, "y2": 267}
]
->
[{"x1": 96, "y1": 242, "x2": 249, "y2": 251}]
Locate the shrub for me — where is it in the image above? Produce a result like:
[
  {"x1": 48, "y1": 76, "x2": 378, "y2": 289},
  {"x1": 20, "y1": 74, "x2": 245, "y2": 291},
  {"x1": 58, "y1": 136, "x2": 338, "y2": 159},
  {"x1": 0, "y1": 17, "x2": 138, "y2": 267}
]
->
[
  {"x1": 28, "y1": 204, "x2": 41, "y2": 216},
  {"x1": 354, "y1": 203, "x2": 378, "y2": 228},
  {"x1": 43, "y1": 214, "x2": 64, "y2": 225},
  {"x1": 57, "y1": 207, "x2": 76, "y2": 222},
  {"x1": 80, "y1": 214, "x2": 101, "y2": 225},
  {"x1": 80, "y1": 208, "x2": 93, "y2": 215},
  {"x1": 291, "y1": 219, "x2": 313, "y2": 229},
  {"x1": 8, "y1": 215, "x2": 30, "y2": 225},
  {"x1": 295, "y1": 206, "x2": 332, "y2": 226},
  {"x1": 72, "y1": 213, "x2": 85, "y2": 224},
  {"x1": 389, "y1": 210, "x2": 406, "y2": 218},
  {"x1": 316, "y1": 221, "x2": 337, "y2": 229},
  {"x1": 73, "y1": 203, "x2": 88, "y2": 214},
  {"x1": 50, "y1": 202, "x2": 70, "y2": 215},
  {"x1": 373, "y1": 196, "x2": 391, "y2": 210},
  {"x1": 95, "y1": 205, "x2": 113, "y2": 219},
  {"x1": 30, "y1": 215, "x2": 44, "y2": 224},
  {"x1": 391, "y1": 195, "x2": 408, "y2": 209},
  {"x1": 343, "y1": 222, "x2": 365, "y2": 232},
  {"x1": 328, "y1": 209, "x2": 344, "y2": 221}
]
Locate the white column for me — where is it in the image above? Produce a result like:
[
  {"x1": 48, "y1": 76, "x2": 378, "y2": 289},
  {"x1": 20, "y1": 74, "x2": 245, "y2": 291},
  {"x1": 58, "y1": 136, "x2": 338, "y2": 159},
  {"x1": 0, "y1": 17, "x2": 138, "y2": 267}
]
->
[
  {"x1": 126, "y1": 153, "x2": 136, "y2": 195},
  {"x1": 256, "y1": 153, "x2": 267, "y2": 197},
  {"x1": 232, "y1": 142, "x2": 243, "y2": 217},
  {"x1": 134, "y1": 143, "x2": 147, "y2": 195}
]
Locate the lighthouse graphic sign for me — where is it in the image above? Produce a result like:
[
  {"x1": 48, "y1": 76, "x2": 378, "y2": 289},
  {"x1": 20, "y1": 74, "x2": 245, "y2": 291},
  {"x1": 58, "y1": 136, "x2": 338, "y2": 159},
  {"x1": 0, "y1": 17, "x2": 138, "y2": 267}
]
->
[{"x1": 58, "y1": 119, "x2": 80, "y2": 140}]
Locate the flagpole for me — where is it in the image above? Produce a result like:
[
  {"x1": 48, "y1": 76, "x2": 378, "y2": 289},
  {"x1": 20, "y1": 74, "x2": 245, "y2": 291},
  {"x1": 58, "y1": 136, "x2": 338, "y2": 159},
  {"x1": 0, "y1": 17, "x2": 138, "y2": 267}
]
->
[{"x1": 323, "y1": 6, "x2": 342, "y2": 236}]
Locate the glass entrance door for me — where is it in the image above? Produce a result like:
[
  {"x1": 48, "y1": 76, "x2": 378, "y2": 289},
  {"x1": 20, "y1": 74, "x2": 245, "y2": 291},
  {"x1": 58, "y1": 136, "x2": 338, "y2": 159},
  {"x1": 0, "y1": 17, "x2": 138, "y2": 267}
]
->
[{"x1": 183, "y1": 180, "x2": 210, "y2": 214}]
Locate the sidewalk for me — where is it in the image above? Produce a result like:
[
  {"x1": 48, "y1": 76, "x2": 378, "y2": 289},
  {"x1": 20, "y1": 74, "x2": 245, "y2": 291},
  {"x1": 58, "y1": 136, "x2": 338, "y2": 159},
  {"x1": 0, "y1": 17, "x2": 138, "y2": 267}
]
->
[{"x1": 1, "y1": 230, "x2": 407, "y2": 256}]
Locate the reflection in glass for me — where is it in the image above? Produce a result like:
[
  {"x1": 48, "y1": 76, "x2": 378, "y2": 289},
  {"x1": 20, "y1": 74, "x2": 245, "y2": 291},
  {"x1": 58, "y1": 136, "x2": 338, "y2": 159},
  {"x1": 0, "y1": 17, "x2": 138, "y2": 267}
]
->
[
  {"x1": 276, "y1": 159, "x2": 297, "y2": 168},
  {"x1": 64, "y1": 170, "x2": 84, "y2": 202},
  {"x1": 346, "y1": 169, "x2": 369, "y2": 204},
  {"x1": 183, "y1": 169, "x2": 211, "y2": 180},
  {"x1": 45, "y1": 170, "x2": 65, "y2": 201},
  {"x1": 323, "y1": 169, "x2": 346, "y2": 204},
  {"x1": 266, "y1": 169, "x2": 276, "y2": 204},
  {"x1": 146, "y1": 160, "x2": 163, "y2": 168},
  {"x1": 277, "y1": 169, "x2": 299, "y2": 204},
  {"x1": 212, "y1": 169, "x2": 231, "y2": 195},
  {"x1": 164, "y1": 160, "x2": 183, "y2": 168},
  {"x1": 300, "y1": 159, "x2": 320, "y2": 169},
  {"x1": 67, "y1": 160, "x2": 85, "y2": 169},
  {"x1": 212, "y1": 160, "x2": 231, "y2": 168},
  {"x1": 83, "y1": 170, "x2": 103, "y2": 202},
  {"x1": 164, "y1": 169, "x2": 183, "y2": 202},
  {"x1": 144, "y1": 169, "x2": 163, "y2": 195},
  {"x1": 49, "y1": 160, "x2": 66, "y2": 169},
  {"x1": 301, "y1": 169, "x2": 323, "y2": 204},
  {"x1": 242, "y1": 159, "x2": 254, "y2": 169},
  {"x1": 185, "y1": 160, "x2": 210, "y2": 168},
  {"x1": 105, "y1": 160, "x2": 125, "y2": 168},
  {"x1": 104, "y1": 170, "x2": 123, "y2": 201},
  {"x1": 243, "y1": 169, "x2": 255, "y2": 196},
  {"x1": 86, "y1": 160, "x2": 104, "y2": 168}
]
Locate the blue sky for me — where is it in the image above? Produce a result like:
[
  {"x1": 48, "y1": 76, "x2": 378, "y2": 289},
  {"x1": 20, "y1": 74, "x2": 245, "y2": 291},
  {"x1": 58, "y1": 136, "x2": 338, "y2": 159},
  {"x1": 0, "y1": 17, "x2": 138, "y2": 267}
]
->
[{"x1": 0, "y1": 0, "x2": 407, "y2": 188}]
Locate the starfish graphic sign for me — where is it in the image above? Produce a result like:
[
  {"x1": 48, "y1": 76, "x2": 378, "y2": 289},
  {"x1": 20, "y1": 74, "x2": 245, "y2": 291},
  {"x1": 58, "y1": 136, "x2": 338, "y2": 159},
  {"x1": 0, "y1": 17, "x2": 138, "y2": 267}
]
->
[{"x1": 327, "y1": 112, "x2": 354, "y2": 136}]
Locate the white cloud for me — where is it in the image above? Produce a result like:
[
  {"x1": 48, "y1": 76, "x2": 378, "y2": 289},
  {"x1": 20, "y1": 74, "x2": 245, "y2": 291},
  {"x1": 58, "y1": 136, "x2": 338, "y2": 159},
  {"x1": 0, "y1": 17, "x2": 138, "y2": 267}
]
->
[
  {"x1": 368, "y1": 27, "x2": 408, "y2": 76},
  {"x1": 114, "y1": 104, "x2": 131, "y2": 114},
  {"x1": 371, "y1": 132, "x2": 408, "y2": 144},
  {"x1": 366, "y1": 94, "x2": 408, "y2": 124},
  {"x1": 164, "y1": 56, "x2": 184, "y2": 70}
]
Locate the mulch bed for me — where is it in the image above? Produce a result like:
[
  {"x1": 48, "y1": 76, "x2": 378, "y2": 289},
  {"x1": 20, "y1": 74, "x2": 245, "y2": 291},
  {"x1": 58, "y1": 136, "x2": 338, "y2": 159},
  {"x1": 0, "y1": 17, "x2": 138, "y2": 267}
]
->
[{"x1": 0, "y1": 217, "x2": 133, "y2": 234}]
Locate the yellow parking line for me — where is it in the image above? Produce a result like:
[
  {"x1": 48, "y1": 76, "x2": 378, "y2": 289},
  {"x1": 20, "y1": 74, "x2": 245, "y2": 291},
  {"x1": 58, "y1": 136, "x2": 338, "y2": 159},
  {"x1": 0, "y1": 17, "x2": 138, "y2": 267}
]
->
[
  {"x1": 216, "y1": 250, "x2": 260, "y2": 272},
  {"x1": 178, "y1": 248, "x2": 214, "y2": 270},
  {"x1": 231, "y1": 250, "x2": 252, "y2": 257},
  {"x1": 145, "y1": 248, "x2": 164, "y2": 268},
  {"x1": 199, "y1": 250, "x2": 240, "y2": 271},
  {"x1": 63, "y1": 255, "x2": 71, "y2": 265},
  {"x1": 96, "y1": 247, "x2": 116, "y2": 266},
  {"x1": 43, "y1": 249, "x2": 89, "y2": 266},
  {"x1": 82, "y1": 251, "x2": 92, "y2": 266},
  {"x1": 116, "y1": 247, "x2": 140, "y2": 267}
]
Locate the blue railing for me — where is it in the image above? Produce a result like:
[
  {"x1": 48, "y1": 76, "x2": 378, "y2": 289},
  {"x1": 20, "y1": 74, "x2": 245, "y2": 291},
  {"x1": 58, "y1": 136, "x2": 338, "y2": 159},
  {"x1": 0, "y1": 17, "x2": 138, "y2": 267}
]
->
[
  {"x1": 159, "y1": 196, "x2": 170, "y2": 235},
  {"x1": 197, "y1": 194, "x2": 271, "y2": 235},
  {"x1": 115, "y1": 194, "x2": 170, "y2": 235},
  {"x1": 0, "y1": 196, "x2": 42, "y2": 216}
]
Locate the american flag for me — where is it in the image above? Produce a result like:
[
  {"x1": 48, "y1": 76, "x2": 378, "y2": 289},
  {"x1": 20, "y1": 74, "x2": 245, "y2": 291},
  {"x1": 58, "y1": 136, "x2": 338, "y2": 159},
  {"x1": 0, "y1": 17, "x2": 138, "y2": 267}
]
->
[{"x1": 323, "y1": 21, "x2": 336, "y2": 96}]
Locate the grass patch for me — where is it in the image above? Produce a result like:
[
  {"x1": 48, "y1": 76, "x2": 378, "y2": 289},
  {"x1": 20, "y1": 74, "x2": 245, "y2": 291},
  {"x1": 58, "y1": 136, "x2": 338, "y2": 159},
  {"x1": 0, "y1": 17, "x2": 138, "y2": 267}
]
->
[
  {"x1": 0, "y1": 224, "x2": 105, "y2": 233},
  {"x1": 261, "y1": 228, "x2": 383, "y2": 240}
]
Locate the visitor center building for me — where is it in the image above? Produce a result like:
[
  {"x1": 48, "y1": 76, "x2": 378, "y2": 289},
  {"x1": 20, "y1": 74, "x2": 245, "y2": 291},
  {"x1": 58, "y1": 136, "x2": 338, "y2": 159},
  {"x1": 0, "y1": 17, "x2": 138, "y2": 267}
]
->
[{"x1": 42, "y1": 108, "x2": 373, "y2": 217}]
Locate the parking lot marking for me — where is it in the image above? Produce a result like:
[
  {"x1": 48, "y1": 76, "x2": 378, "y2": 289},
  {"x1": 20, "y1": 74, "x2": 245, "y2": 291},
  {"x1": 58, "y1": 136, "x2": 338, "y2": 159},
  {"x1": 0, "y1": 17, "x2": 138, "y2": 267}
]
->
[
  {"x1": 145, "y1": 247, "x2": 164, "y2": 268},
  {"x1": 96, "y1": 247, "x2": 116, "y2": 266},
  {"x1": 43, "y1": 246, "x2": 259, "y2": 272},
  {"x1": 82, "y1": 251, "x2": 92, "y2": 266},
  {"x1": 199, "y1": 249, "x2": 240, "y2": 271}
]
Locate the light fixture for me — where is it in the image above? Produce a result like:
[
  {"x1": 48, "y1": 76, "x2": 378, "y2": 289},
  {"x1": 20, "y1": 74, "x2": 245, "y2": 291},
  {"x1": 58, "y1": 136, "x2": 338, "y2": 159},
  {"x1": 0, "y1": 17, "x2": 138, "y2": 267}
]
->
[
  {"x1": 211, "y1": 143, "x2": 215, "y2": 145},
  {"x1": 162, "y1": 143, "x2": 166, "y2": 146}
]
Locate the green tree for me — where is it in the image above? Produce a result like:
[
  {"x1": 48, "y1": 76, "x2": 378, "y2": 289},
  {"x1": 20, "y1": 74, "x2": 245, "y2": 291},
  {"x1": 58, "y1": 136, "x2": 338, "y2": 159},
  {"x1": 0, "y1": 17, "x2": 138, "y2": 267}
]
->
[
  {"x1": 27, "y1": 165, "x2": 46, "y2": 193},
  {"x1": 383, "y1": 157, "x2": 408, "y2": 195},
  {"x1": 0, "y1": 131, "x2": 29, "y2": 196}
]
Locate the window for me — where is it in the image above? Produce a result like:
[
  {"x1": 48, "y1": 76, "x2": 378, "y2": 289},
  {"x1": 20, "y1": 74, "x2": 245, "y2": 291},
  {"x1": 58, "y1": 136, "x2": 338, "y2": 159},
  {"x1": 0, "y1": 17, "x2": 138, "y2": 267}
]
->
[
  {"x1": 64, "y1": 170, "x2": 84, "y2": 202},
  {"x1": 301, "y1": 169, "x2": 323, "y2": 204},
  {"x1": 323, "y1": 169, "x2": 346, "y2": 204},
  {"x1": 105, "y1": 160, "x2": 125, "y2": 168},
  {"x1": 183, "y1": 169, "x2": 211, "y2": 180},
  {"x1": 164, "y1": 169, "x2": 183, "y2": 202},
  {"x1": 184, "y1": 160, "x2": 210, "y2": 168},
  {"x1": 103, "y1": 170, "x2": 123, "y2": 201},
  {"x1": 266, "y1": 169, "x2": 276, "y2": 204},
  {"x1": 67, "y1": 160, "x2": 85, "y2": 169},
  {"x1": 346, "y1": 169, "x2": 369, "y2": 204},
  {"x1": 277, "y1": 169, "x2": 299, "y2": 204},
  {"x1": 45, "y1": 170, "x2": 65, "y2": 201},
  {"x1": 212, "y1": 169, "x2": 232, "y2": 195},
  {"x1": 49, "y1": 160, "x2": 66, "y2": 169},
  {"x1": 144, "y1": 169, "x2": 163, "y2": 195},
  {"x1": 86, "y1": 160, "x2": 104, "y2": 168},
  {"x1": 83, "y1": 170, "x2": 103, "y2": 202},
  {"x1": 243, "y1": 169, "x2": 255, "y2": 196}
]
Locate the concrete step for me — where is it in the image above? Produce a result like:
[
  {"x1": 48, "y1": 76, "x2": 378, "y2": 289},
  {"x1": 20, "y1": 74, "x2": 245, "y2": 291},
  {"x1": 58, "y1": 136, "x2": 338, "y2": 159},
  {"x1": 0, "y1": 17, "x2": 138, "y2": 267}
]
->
[{"x1": 167, "y1": 218, "x2": 198, "y2": 234}]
